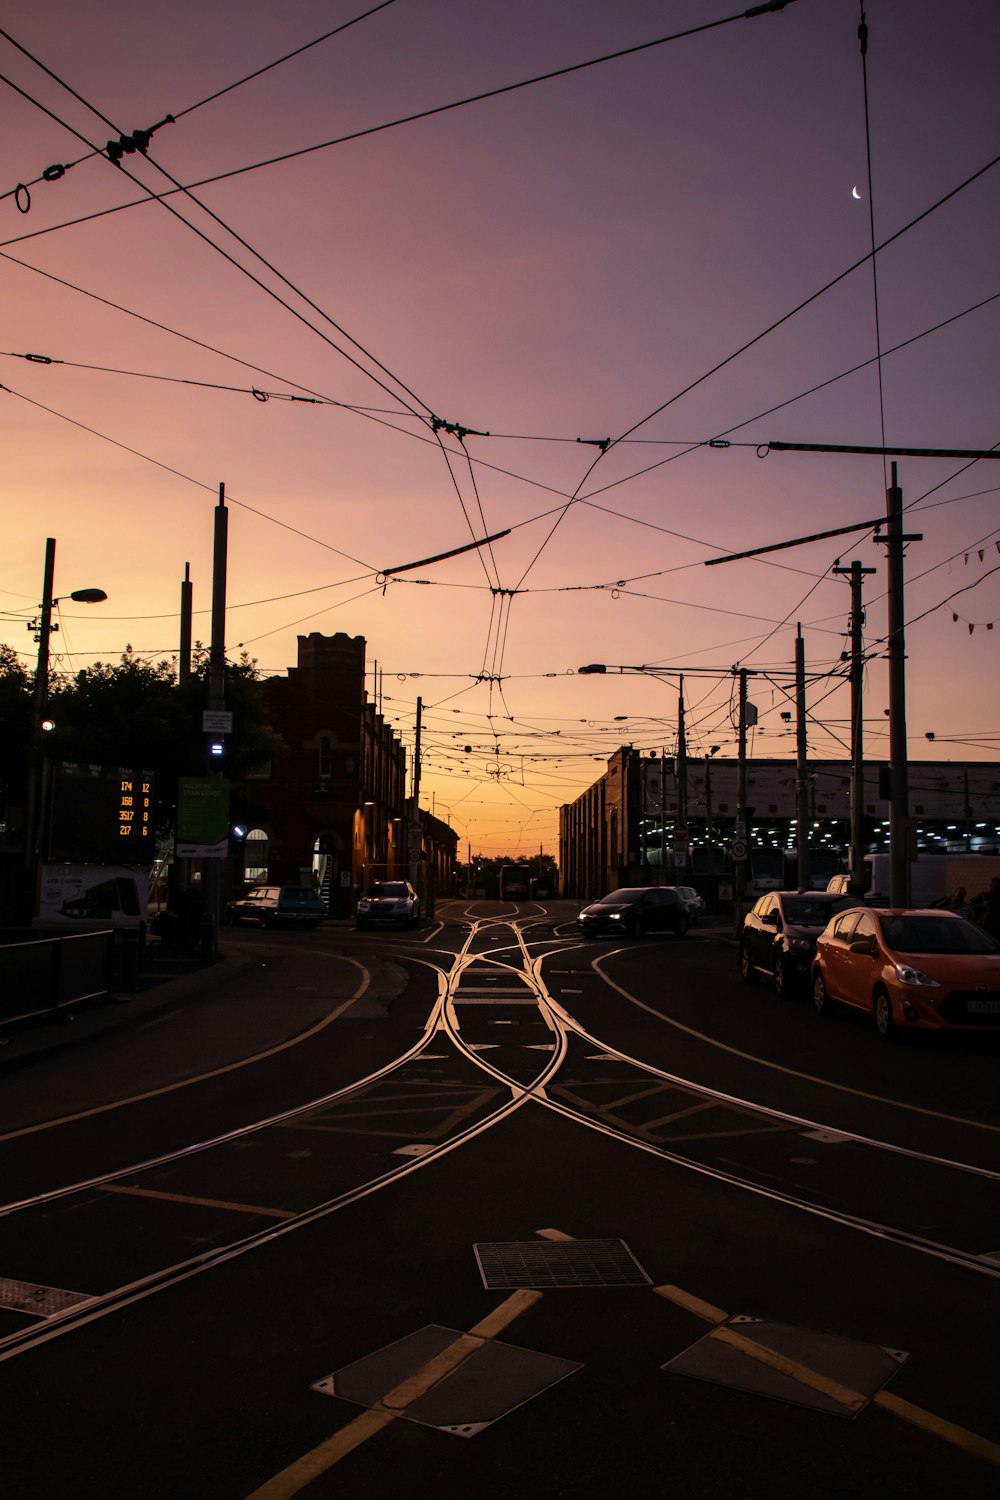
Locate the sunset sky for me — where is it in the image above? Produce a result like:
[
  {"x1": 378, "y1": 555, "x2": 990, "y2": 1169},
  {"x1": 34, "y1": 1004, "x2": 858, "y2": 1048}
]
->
[{"x1": 2, "y1": 0, "x2": 998, "y2": 857}]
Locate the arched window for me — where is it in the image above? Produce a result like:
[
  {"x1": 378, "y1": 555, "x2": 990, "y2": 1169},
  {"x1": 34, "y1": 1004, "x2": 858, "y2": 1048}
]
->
[{"x1": 244, "y1": 828, "x2": 269, "y2": 883}]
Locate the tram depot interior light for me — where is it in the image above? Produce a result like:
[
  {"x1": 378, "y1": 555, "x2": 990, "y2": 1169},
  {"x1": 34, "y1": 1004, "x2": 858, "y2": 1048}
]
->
[
  {"x1": 41, "y1": 718, "x2": 56, "y2": 732},
  {"x1": 209, "y1": 740, "x2": 225, "y2": 757}
]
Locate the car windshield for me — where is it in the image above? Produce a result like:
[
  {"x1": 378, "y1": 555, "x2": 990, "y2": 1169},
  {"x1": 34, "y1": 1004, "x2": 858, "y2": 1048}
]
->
[
  {"x1": 879, "y1": 915, "x2": 1000, "y2": 955},
  {"x1": 599, "y1": 890, "x2": 643, "y2": 905},
  {"x1": 281, "y1": 888, "x2": 322, "y2": 906},
  {"x1": 782, "y1": 897, "x2": 854, "y2": 926},
  {"x1": 369, "y1": 883, "x2": 409, "y2": 898}
]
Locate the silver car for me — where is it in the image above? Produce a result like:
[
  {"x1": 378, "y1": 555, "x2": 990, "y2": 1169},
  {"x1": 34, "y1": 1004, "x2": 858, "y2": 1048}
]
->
[{"x1": 356, "y1": 880, "x2": 420, "y2": 930}]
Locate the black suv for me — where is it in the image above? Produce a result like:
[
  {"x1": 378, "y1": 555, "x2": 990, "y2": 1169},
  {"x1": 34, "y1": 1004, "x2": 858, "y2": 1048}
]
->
[
  {"x1": 739, "y1": 890, "x2": 857, "y2": 995},
  {"x1": 577, "y1": 886, "x2": 691, "y2": 939}
]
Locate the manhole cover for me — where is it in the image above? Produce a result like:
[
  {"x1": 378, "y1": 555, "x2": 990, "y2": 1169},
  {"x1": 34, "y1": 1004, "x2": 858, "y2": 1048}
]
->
[
  {"x1": 663, "y1": 1315, "x2": 908, "y2": 1418},
  {"x1": 314, "y1": 1324, "x2": 580, "y2": 1437},
  {"x1": 474, "y1": 1238, "x2": 650, "y2": 1289},
  {"x1": 0, "y1": 1278, "x2": 93, "y2": 1317}
]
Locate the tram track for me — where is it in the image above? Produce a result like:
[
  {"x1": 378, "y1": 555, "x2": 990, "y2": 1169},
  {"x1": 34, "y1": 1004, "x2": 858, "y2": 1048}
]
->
[{"x1": 2, "y1": 911, "x2": 998, "y2": 1372}]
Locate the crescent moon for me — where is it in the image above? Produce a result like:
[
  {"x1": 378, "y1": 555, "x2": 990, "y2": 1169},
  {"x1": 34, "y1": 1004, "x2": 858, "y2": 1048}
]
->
[{"x1": 852, "y1": 185, "x2": 862, "y2": 200}]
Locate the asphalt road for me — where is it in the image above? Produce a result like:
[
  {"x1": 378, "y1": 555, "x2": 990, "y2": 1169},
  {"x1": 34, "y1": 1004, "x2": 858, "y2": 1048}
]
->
[{"x1": 1, "y1": 899, "x2": 998, "y2": 1499}]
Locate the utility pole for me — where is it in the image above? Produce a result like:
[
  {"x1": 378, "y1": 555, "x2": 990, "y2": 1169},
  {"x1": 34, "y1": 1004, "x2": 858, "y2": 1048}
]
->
[
  {"x1": 179, "y1": 563, "x2": 193, "y2": 681},
  {"x1": 676, "y1": 675, "x2": 688, "y2": 872},
  {"x1": 794, "y1": 626, "x2": 809, "y2": 892},
  {"x1": 833, "y1": 558, "x2": 875, "y2": 892},
  {"x1": 659, "y1": 747, "x2": 667, "y2": 876},
  {"x1": 202, "y1": 485, "x2": 229, "y2": 957},
  {"x1": 409, "y1": 696, "x2": 423, "y2": 898},
  {"x1": 734, "y1": 668, "x2": 749, "y2": 935},
  {"x1": 877, "y1": 463, "x2": 921, "y2": 907}
]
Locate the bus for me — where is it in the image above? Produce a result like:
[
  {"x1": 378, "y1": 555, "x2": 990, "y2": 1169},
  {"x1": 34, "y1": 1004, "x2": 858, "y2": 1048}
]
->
[{"x1": 499, "y1": 865, "x2": 530, "y2": 901}]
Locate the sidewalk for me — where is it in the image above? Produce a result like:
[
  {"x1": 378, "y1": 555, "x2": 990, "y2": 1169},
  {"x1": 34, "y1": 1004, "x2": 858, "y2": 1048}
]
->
[{"x1": 0, "y1": 942, "x2": 260, "y2": 1074}]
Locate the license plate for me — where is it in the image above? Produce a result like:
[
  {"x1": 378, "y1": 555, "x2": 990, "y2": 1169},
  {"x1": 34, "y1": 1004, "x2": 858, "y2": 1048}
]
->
[{"x1": 968, "y1": 999, "x2": 1000, "y2": 1015}]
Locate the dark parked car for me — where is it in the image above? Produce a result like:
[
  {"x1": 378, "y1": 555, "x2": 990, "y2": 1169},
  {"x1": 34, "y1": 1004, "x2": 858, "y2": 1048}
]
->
[
  {"x1": 577, "y1": 886, "x2": 691, "y2": 939},
  {"x1": 740, "y1": 890, "x2": 857, "y2": 996},
  {"x1": 223, "y1": 885, "x2": 326, "y2": 929},
  {"x1": 356, "y1": 880, "x2": 420, "y2": 930}
]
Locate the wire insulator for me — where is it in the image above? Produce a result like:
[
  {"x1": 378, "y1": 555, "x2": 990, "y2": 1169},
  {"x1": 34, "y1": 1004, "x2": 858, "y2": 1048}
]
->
[{"x1": 14, "y1": 183, "x2": 30, "y2": 213}]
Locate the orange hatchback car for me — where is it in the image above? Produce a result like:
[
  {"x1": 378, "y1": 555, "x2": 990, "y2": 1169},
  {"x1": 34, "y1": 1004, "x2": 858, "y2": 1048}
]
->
[{"x1": 812, "y1": 907, "x2": 1000, "y2": 1040}]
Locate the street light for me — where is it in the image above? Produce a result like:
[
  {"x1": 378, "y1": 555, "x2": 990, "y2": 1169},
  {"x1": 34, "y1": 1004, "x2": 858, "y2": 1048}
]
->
[
  {"x1": 30, "y1": 539, "x2": 107, "y2": 723},
  {"x1": 25, "y1": 538, "x2": 108, "y2": 880}
]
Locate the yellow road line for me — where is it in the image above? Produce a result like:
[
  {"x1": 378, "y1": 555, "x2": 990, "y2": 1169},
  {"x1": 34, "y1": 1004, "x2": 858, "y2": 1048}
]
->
[
  {"x1": 0, "y1": 966, "x2": 371, "y2": 1142},
  {"x1": 244, "y1": 1288, "x2": 542, "y2": 1499},
  {"x1": 97, "y1": 1184, "x2": 296, "y2": 1219},
  {"x1": 709, "y1": 1324, "x2": 866, "y2": 1413},
  {"x1": 655, "y1": 1282, "x2": 728, "y2": 1324},
  {"x1": 655, "y1": 1284, "x2": 1000, "y2": 1466},
  {"x1": 873, "y1": 1391, "x2": 1000, "y2": 1468}
]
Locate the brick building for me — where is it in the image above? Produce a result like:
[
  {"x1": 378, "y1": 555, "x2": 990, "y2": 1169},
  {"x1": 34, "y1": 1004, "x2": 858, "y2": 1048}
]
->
[{"x1": 235, "y1": 632, "x2": 455, "y2": 916}]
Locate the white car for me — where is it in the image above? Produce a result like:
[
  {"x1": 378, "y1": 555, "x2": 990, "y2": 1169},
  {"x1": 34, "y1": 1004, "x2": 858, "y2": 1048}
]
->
[
  {"x1": 674, "y1": 886, "x2": 706, "y2": 925},
  {"x1": 356, "y1": 880, "x2": 420, "y2": 930}
]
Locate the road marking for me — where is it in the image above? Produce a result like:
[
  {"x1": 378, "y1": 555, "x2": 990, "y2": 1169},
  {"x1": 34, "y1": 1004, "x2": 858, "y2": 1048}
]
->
[
  {"x1": 244, "y1": 1288, "x2": 542, "y2": 1498},
  {"x1": 655, "y1": 1284, "x2": 999, "y2": 1464},
  {"x1": 0, "y1": 964, "x2": 372, "y2": 1142},
  {"x1": 873, "y1": 1390, "x2": 1000, "y2": 1467},
  {"x1": 591, "y1": 956, "x2": 1000, "y2": 1134},
  {"x1": 710, "y1": 1324, "x2": 866, "y2": 1413},
  {"x1": 97, "y1": 1184, "x2": 296, "y2": 1219}
]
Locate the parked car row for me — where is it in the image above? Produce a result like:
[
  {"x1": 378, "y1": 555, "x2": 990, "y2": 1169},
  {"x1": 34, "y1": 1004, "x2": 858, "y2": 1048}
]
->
[{"x1": 739, "y1": 889, "x2": 1000, "y2": 1038}]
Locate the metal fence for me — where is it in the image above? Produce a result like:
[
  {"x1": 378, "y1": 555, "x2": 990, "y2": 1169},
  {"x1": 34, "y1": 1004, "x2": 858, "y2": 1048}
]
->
[{"x1": 0, "y1": 928, "x2": 115, "y2": 1028}]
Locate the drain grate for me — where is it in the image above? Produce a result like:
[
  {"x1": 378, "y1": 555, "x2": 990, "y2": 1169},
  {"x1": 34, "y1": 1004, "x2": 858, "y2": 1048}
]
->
[
  {"x1": 0, "y1": 1277, "x2": 93, "y2": 1318},
  {"x1": 474, "y1": 1237, "x2": 650, "y2": 1289}
]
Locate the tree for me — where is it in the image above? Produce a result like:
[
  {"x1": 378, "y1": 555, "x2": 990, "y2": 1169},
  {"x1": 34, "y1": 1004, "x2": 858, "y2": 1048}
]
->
[
  {"x1": 42, "y1": 648, "x2": 285, "y2": 838},
  {"x1": 0, "y1": 644, "x2": 32, "y2": 823}
]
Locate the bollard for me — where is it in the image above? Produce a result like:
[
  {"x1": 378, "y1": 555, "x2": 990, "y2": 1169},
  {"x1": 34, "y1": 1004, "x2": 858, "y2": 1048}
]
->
[{"x1": 199, "y1": 914, "x2": 216, "y2": 964}]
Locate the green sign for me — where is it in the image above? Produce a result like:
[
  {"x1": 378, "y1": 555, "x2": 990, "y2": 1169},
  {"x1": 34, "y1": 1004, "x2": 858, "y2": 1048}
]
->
[{"x1": 177, "y1": 778, "x2": 230, "y2": 844}]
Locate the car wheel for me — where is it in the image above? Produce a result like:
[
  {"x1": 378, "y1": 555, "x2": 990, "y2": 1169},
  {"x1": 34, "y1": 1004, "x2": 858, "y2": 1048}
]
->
[
  {"x1": 773, "y1": 953, "x2": 792, "y2": 997},
  {"x1": 675, "y1": 914, "x2": 690, "y2": 938},
  {"x1": 627, "y1": 916, "x2": 644, "y2": 938},
  {"x1": 873, "y1": 988, "x2": 896, "y2": 1041},
  {"x1": 813, "y1": 972, "x2": 835, "y2": 1016},
  {"x1": 739, "y1": 943, "x2": 759, "y2": 985}
]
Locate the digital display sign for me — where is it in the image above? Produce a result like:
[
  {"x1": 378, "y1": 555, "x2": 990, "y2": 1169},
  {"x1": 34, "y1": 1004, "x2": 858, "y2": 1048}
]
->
[{"x1": 47, "y1": 763, "x2": 156, "y2": 865}]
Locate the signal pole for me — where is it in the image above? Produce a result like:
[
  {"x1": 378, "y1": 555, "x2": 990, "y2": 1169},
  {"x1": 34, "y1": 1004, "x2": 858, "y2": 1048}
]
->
[
  {"x1": 794, "y1": 627, "x2": 809, "y2": 891},
  {"x1": 833, "y1": 558, "x2": 875, "y2": 891},
  {"x1": 877, "y1": 463, "x2": 921, "y2": 908}
]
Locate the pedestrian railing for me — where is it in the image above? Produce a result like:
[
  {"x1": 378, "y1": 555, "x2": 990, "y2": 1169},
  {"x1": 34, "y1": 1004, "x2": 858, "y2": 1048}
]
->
[{"x1": 0, "y1": 928, "x2": 115, "y2": 1028}]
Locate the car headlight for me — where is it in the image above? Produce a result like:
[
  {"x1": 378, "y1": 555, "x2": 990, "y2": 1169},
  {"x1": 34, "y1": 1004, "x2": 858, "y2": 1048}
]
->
[
  {"x1": 893, "y1": 962, "x2": 940, "y2": 988},
  {"x1": 786, "y1": 937, "x2": 812, "y2": 952},
  {"x1": 608, "y1": 912, "x2": 622, "y2": 921}
]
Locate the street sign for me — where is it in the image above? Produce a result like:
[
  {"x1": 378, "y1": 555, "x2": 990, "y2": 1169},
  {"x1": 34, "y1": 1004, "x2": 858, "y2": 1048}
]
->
[
  {"x1": 202, "y1": 709, "x2": 233, "y2": 733},
  {"x1": 731, "y1": 838, "x2": 748, "y2": 861}
]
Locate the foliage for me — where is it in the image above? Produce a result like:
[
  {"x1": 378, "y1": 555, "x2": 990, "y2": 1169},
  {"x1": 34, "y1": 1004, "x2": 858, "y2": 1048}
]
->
[
  {"x1": 0, "y1": 644, "x2": 285, "y2": 837},
  {"x1": 0, "y1": 644, "x2": 33, "y2": 813}
]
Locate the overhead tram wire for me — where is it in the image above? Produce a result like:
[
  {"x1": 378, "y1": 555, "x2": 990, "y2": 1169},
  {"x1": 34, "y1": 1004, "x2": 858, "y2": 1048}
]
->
[
  {"x1": 0, "y1": 50, "x2": 434, "y2": 425},
  {"x1": 509, "y1": 147, "x2": 1000, "y2": 588},
  {"x1": 0, "y1": 3, "x2": 799, "y2": 248},
  {"x1": 0, "y1": 1, "x2": 404, "y2": 209},
  {"x1": 856, "y1": 4, "x2": 889, "y2": 489},
  {"x1": 4, "y1": 245, "x2": 995, "y2": 554},
  {"x1": 0, "y1": 382, "x2": 377, "y2": 569}
]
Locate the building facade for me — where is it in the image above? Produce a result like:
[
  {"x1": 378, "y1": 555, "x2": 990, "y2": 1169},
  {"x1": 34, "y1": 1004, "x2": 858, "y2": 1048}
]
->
[
  {"x1": 235, "y1": 632, "x2": 455, "y2": 915},
  {"x1": 559, "y1": 747, "x2": 1000, "y2": 900}
]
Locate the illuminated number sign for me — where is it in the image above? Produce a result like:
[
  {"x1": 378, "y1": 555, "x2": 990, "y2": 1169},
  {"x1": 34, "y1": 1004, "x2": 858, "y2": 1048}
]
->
[
  {"x1": 47, "y1": 764, "x2": 156, "y2": 865},
  {"x1": 116, "y1": 775, "x2": 154, "y2": 855}
]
